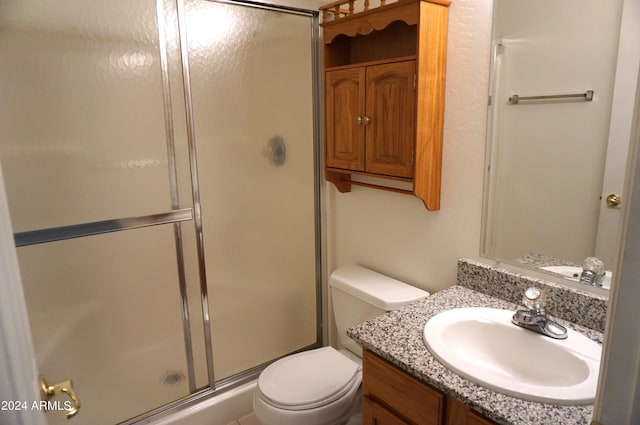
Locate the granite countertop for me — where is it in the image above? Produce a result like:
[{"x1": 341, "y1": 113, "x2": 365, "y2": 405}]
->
[{"x1": 348, "y1": 285, "x2": 603, "y2": 425}]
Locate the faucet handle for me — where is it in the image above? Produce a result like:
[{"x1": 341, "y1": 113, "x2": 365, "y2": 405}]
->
[
  {"x1": 580, "y1": 257, "x2": 606, "y2": 286},
  {"x1": 522, "y1": 287, "x2": 546, "y2": 311}
]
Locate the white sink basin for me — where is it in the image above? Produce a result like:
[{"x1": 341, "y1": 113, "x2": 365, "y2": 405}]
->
[
  {"x1": 541, "y1": 265, "x2": 612, "y2": 289},
  {"x1": 423, "y1": 307, "x2": 601, "y2": 405}
]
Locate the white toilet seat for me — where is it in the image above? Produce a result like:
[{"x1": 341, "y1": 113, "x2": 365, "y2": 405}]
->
[
  {"x1": 258, "y1": 346, "x2": 361, "y2": 409},
  {"x1": 253, "y1": 347, "x2": 362, "y2": 425}
]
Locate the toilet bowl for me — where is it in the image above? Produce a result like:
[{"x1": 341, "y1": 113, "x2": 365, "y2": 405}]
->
[
  {"x1": 253, "y1": 265, "x2": 429, "y2": 425},
  {"x1": 253, "y1": 346, "x2": 361, "y2": 425}
]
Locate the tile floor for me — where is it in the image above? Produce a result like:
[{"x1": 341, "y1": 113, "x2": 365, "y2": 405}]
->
[{"x1": 225, "y1": 412, "x2": 261, "y2": 425}]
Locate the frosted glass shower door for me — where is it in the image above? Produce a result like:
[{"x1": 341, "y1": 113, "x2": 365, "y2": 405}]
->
[
  {"x1": 0, "y1": 0, "x2": 205, "y2": 424},
  {"x1": 184, "y1": 0, "x2": 319, "y2": 380}
]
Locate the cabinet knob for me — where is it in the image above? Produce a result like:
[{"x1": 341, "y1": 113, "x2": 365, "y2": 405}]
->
[
  {"x1": 362, "y1": 116, "x2": 371, "y2": 126},
  {"x1": 356, "y1": 116, "x2": 362, "y2": 125}
]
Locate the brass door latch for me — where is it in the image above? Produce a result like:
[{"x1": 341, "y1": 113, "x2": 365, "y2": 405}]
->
[
  {"x1": 39, "y1": 375, "x2": 81, "y2": 419},
  {"x1": 606, "y1": 193, "x2": 622, "y2": 207}
]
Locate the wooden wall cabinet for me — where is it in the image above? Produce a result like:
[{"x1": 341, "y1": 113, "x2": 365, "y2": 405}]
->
[
  {"x1": 362, "y1": 349, "x2": 498, "y2": 425},
  {"x1": 326, "y1": 60, "x2": 416, "y2": 178},
  {"x1": 320, "y1": 0, "x2": 450, "y2": 210}
]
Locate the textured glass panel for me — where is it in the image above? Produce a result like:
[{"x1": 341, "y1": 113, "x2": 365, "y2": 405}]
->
[
  {"x1": 185, "y1": 1, "x2": 317, "y2": 380},
  {"x1": 0, "y1": 0, "x2": 172, "y2": 232},
  {"x1": 18, "y1": 225, "x2": 189, "y2": 425}
]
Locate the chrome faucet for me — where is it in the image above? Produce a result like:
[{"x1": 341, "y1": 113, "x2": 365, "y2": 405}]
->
[{"x1": 512, "y1": 287, "x2": 568, "y2": 339}]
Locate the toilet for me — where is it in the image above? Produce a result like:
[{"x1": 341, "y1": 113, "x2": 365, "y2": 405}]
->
[{"x1": 253, "y1": 265, "x2": 429, "y2": 425}]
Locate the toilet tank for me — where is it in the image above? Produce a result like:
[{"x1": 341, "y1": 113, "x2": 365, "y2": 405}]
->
[{"x1": 329, "y1": 265, "x2": 429, "y2": 357}]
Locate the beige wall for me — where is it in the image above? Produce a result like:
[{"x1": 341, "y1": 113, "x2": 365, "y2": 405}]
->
[{"x1": 326, "y1": 0, "x2": 493, "y2": 294}]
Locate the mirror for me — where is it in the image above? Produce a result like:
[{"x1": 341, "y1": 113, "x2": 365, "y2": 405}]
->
[{"x1": 481, "y1": 0, "x2": 638, "y2": 290}]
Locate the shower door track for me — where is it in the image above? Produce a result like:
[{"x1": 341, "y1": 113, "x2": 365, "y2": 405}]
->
[{"x1": 14, "y1": 208, "x2": 194, "y2": 247}]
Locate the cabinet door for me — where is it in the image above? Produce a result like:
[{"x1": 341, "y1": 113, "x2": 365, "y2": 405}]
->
[
  {"x1": 446, "y1": 396, "x2": 498, "y2": 425},
  {"x1": 363, "y1": 396, "x2": 411, "y2": 425},
  {"x1": 365, "y1": 60, "x2": 416, "y2": 178},
  {"x1": 363, "y1": 349, "x2": 444, "y2": 425},
  {"x1": 467, "y1": 411, "x2": 497, "y2": 425},
  {"x1": 326, "y1": 68, "x2": 366, "y2": 171}
]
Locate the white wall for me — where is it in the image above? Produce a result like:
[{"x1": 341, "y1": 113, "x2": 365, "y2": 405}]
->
[{"x1": 326, "y1": 0, "x2": 493, "y2": 294}]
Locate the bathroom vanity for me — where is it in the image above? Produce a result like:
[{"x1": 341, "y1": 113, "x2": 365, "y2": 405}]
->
[{"x1": 349, "y1": 260, "x2": 606, "y2": 425}]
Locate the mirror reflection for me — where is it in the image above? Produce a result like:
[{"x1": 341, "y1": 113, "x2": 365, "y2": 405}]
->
[{"x1": 481, "y1": 0, "x2": 637, "y2": 290}]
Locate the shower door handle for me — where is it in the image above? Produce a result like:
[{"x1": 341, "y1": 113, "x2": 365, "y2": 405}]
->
[{"x1": 39, "y1": 375, "x2": 81, "y2": 419}]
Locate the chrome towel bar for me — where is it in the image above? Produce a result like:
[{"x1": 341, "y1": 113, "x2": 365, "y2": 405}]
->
[{"x1": 509, "y1": 90, "x2": 594, "y2": 104}]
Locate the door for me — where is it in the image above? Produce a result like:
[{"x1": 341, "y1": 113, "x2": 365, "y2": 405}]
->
[
  {"x1": 0, "y1": 169, "x2": 46, "y2": 425},
  {"x1": 365, "y1": 60, "x2": 416, "y2": 178},
  {"x1": 0, "y1": 0, "x2": 205, "y2": 423},
  {"x1": 1, "y1": 1, "x2": 321, "y2": 423},
  {"x1": 363, "y1": 396, "x2": 411, "y2": 425},
  {"x1": 326, "y1": 67, "x2": 366, "y2": 171},
  {"x1": 594, "y1": 0, "x2": 640, "y2": 267},
  {"x1": 182, "y1": 0, "x2": 320, "y2": 381}
]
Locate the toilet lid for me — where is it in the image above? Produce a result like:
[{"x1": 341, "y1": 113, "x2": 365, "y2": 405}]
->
[{"x1": 257, "y1": 346, "x2": 361, "y2": 410}]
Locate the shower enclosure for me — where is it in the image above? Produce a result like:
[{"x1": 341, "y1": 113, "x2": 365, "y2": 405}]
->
[{"x1": 0, "y1": 0, "x2": 321, "y2": 423}]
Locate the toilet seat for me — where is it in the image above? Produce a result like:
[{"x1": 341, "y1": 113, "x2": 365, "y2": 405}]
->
[{"x1": 257, "y1": 346, "x2": 361, "y2": 411}]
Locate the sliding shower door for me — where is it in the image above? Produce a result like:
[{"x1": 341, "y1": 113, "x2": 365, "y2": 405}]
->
[
  {"x1": 182, "y1": 0, "x2": 320, "y2": 381},
  {"x1": 0, "y1": 0, "x2": 320, "y2": 423},
  {"x1": 0, "y1": 0, "x2": 206, "y2": 423}
]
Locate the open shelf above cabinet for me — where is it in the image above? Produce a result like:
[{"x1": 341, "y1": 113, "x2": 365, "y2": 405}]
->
[{"x1": 320, "y1": 0, "x2": 450, "y2": 211}]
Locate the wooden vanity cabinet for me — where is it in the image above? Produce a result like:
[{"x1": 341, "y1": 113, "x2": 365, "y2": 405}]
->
[
  {"x1": 362, "y1": 349, "x2": 498, "y2": 425},
  {"x1": 320, "y1": 0, "x2": 450, "y2": 210}
]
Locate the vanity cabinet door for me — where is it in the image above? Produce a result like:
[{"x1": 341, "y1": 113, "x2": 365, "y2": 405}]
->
[
  {"x1": 363, "y1": 349, "x2": 444, "y2": 425},
  {"x1": 446, "y1": 397, "x2": 498, "y2": 425},
  {"x1": 467, "y1": 413, "x2": 497, "y2": 425},
  {"x1": 363, "y1": 395, "x2": 411, "y2": 425}
]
